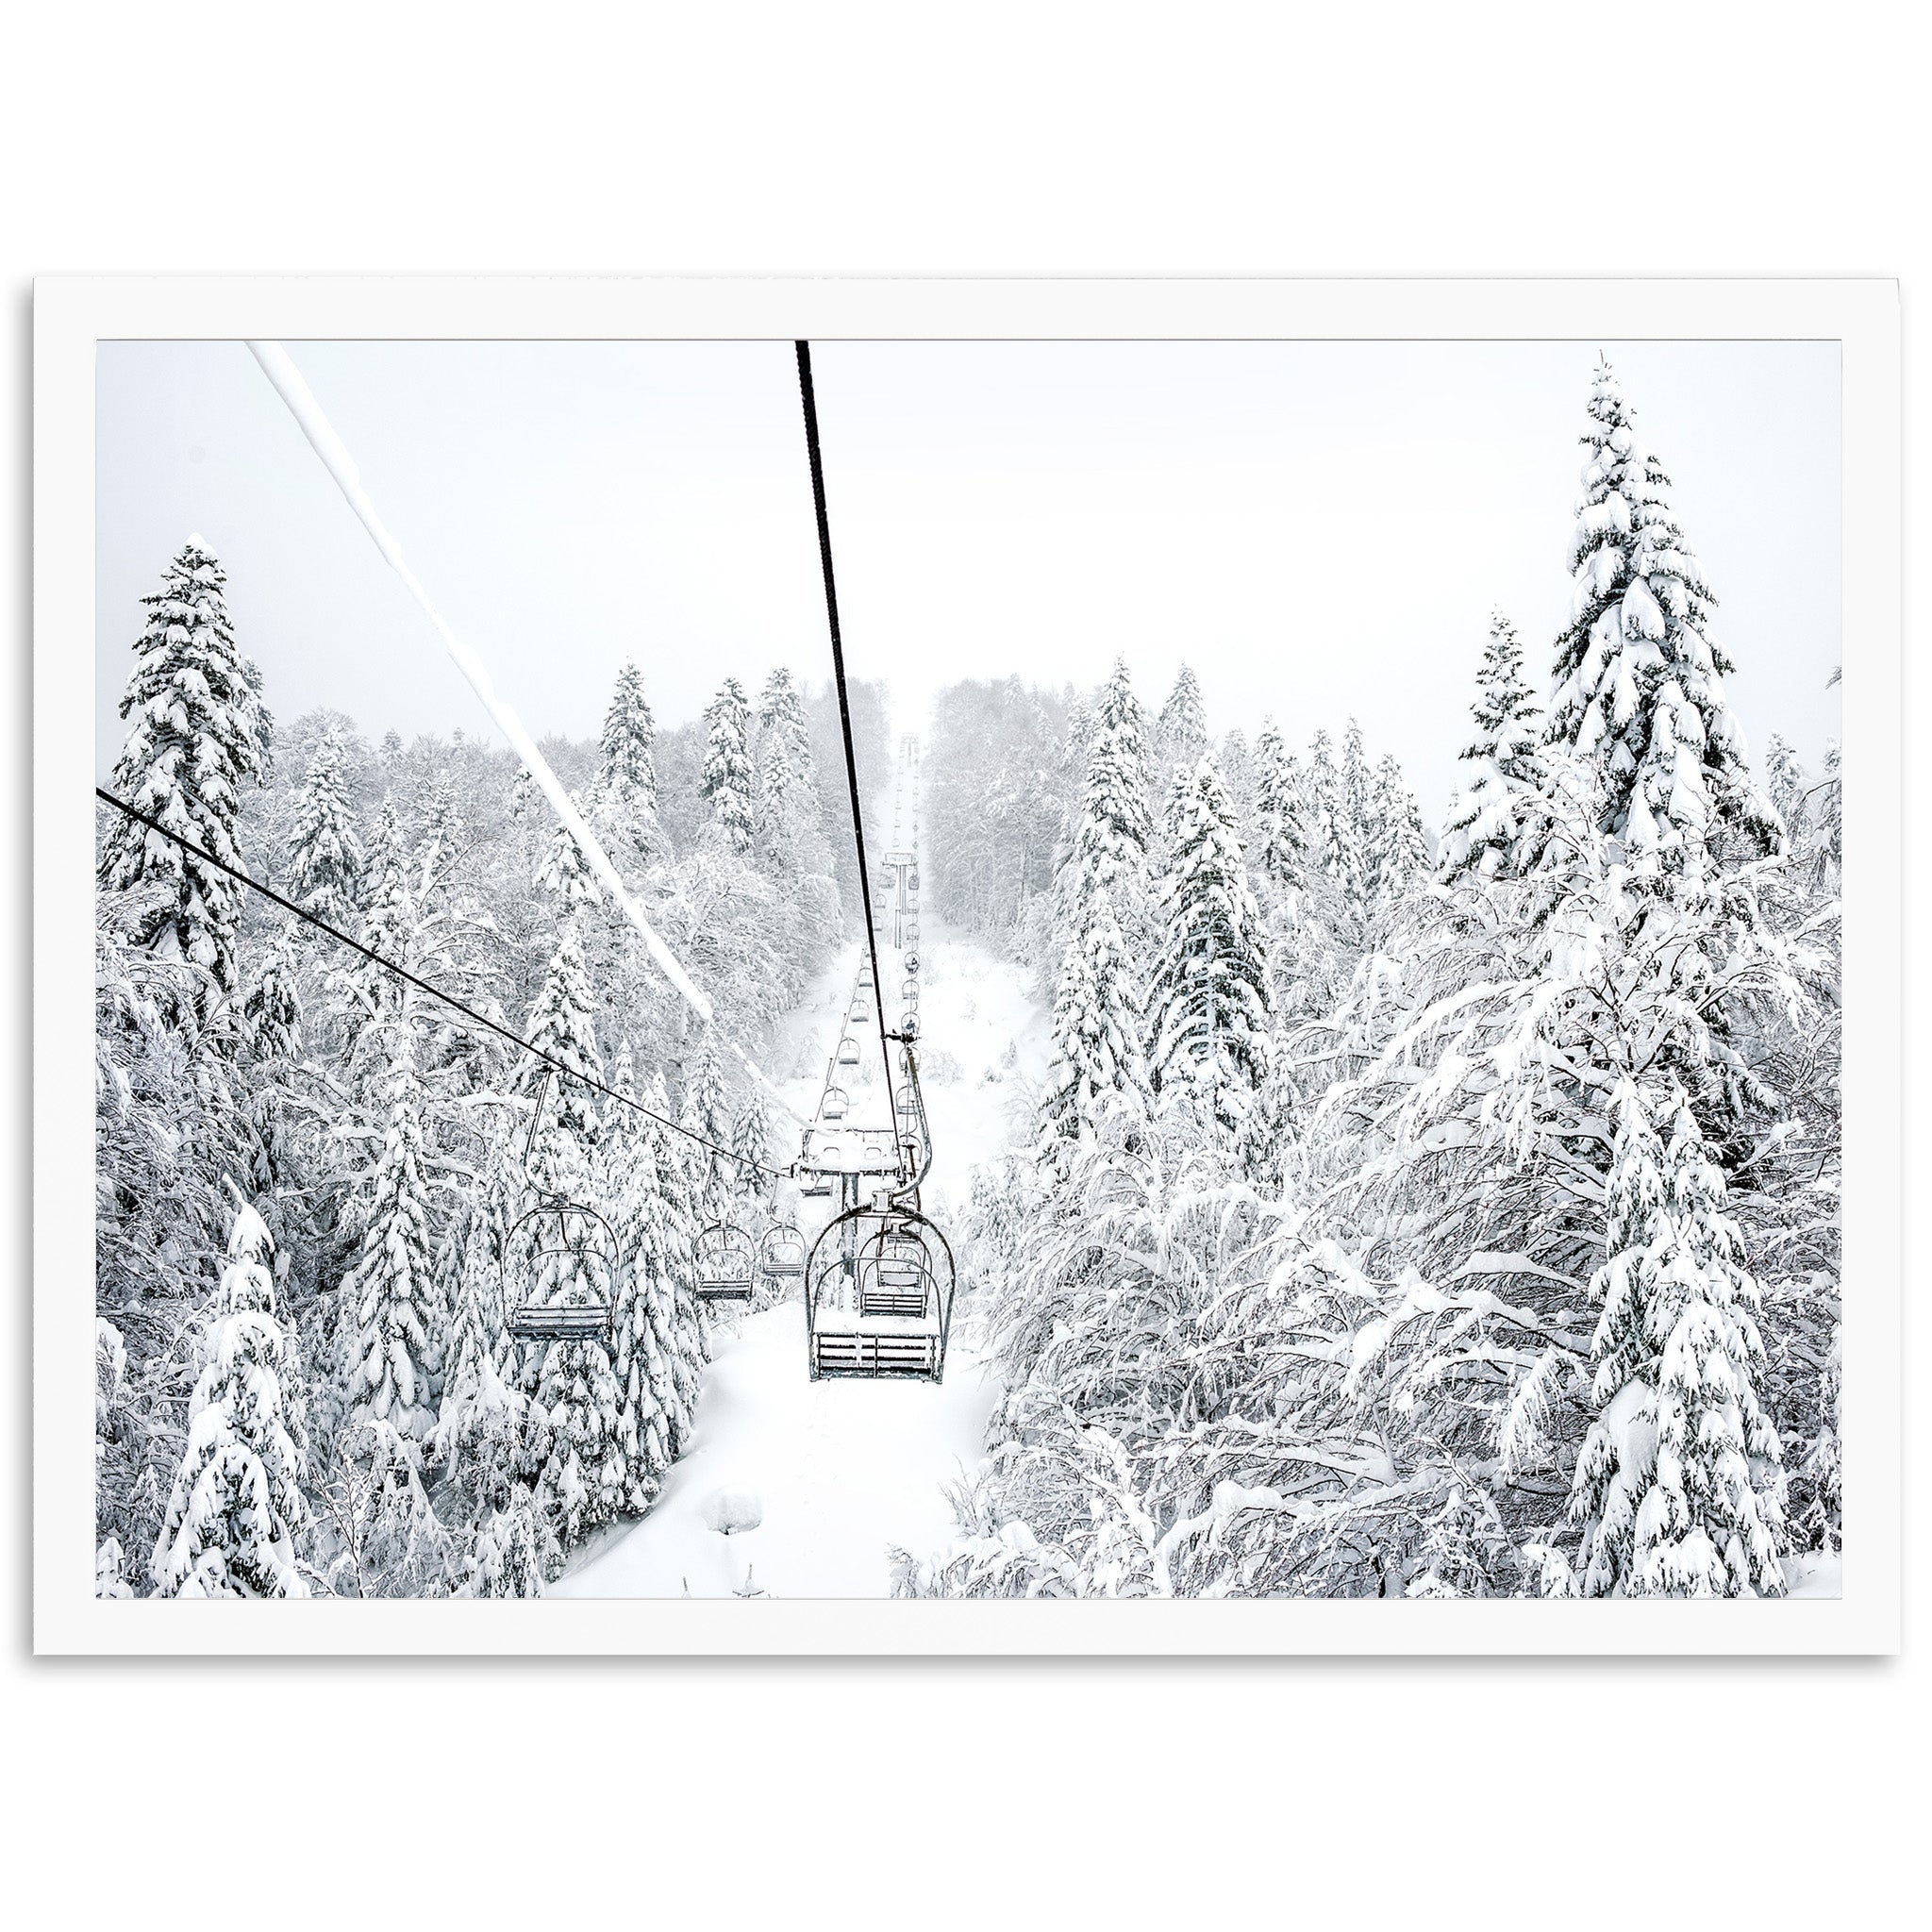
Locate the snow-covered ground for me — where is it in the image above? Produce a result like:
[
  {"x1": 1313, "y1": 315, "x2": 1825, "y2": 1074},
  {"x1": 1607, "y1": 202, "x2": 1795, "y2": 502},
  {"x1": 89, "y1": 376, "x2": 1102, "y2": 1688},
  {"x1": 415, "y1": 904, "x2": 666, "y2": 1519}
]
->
[{"x1": 557, "y1": 866, "x2": 1050, "y2": 1599}]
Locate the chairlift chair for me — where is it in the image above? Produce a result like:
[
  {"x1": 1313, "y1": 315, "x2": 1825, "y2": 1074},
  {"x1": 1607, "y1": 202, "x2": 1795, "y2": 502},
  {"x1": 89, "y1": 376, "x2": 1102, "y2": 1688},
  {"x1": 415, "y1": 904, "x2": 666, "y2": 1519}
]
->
[
  {"x1": 901, "y1": 976, "x2": 919, "y2": 1004},
  {"x1": 904, "y1": 952, "x2": 920, "y2": 976},
  {"x1": 848, "y1": 999, "x2": 870, "y2": 1025},
  {"x1": 695, "y1": 1222, "x2": 758, "y2": 1303},
  {"x1": 820, "y1": 1084, "x2": 849, "y2": 1122},
  {"x1": 804, "y1": 1200, "x2": 957, "y2": 1382},
  {"x1": 899, "y1": 1009, "x2": 920, "y2": 1040},
  {"x1": 502, "y1": 1199, "x2": 619, "y2": 1348},
  {"x1": 835, "y1": 1035, "x2": 861, "y2": 1069},
  {"x1": 758, "y1": 1223, "x2": 808, "y2": 1291}
]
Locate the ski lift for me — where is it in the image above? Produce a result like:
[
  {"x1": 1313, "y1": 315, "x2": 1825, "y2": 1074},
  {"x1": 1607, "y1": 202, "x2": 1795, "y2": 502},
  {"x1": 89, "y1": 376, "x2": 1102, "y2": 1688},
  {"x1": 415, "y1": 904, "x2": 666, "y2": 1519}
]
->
[
  {"x1": 858, "y1": 960, "x2": 874, "y2": 989},
  {"x1": 695, "y1": 1222, "x2": 757, "y2": 1303},
  {"x1": 905, "y1": 919, "x2": 921, "y2": 945},
  {"x1": 908, "y1": 866, "x2": 920, "y2": 892},
  {"x1": 502, "y1": 1198, "x2": 619, "y2": 1346},
  {"x1": 848, "y1": 999, "x2": 870, "y2": 1025},
  {"x1": 835, "y1": 1035, "x2": 861, "y2": 1069},
  {"x1": 895, "y1": 1088, "x2": 919, "y2": 1123},
  {"x1": 899, "y1": 1009, "x2": 920, "y2": 1040},
  {"x1": 805, "y1": 1196, "x2": 957, "y2": 1382},
  {"x1": 904, "y1": 952, "x2": 920, "y2": 976},
  {"x1": 820, "y1": 1084, "x2": 850, "y2": 1122},
  {"x1": 758, "y1": 1222, "x2": 808, "y2": 1290},
  {"x1": 901, "y1": 976, "x2": 919, "y2": 1004}
]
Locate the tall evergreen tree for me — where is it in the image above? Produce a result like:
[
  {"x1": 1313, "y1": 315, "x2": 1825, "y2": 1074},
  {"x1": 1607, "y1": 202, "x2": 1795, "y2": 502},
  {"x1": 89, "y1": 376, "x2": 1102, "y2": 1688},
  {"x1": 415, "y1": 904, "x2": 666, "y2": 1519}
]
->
[
  {"x1": 342, "y1": 1015, "x2": 438, "y2": 1441},
  {"x1": 1440, "y1": 611, "x2": 1550, "y2": 884},
  {"x1": 535, "y1": 791, "x2": 604, "y2": 914},
  {"x1": 1571, "y1": 1081, "x2": 1785, "y2": 1597},
  {"x1": 1251, "y1": 720, "x2": 1308, "y2": 894},
  {"x1": 98, "y1": 539, "x2": 271, "y2": 1006},
  {"x1": 1147, "y1": 754, "x2": 1273, "y2": 1133},
  {"x1": 1067, "y1": 658, "x2": 1153, "y2": 903},
  {"x1": 1156, "y1": 664, "x2": 1208, "y2": 777},
  {"x1": 284, "y1": 724, "x2": 364, "y2": 926},
  {"x1": 152, "y1": 1195, "x2": 308, "y2": 1598},
  {"x1": 1365, "y1": 752, "x2": 1430, "y2": 901},
  {"x1": 701, "y1": 676, "x2": 756, "y2": 856},
  {"x1": 1548, "y1": 358, "x2": 1783, "y2": 879},
  {"x1": 595, "y1": 660, "x2": 662, "y2": 866},
  {"x1": 1038, "y1": 888, "x2": 1149, "y2": 1162},
  {"x1": 1306, "y1": 728, "x2": 1363, "y2": 907}
]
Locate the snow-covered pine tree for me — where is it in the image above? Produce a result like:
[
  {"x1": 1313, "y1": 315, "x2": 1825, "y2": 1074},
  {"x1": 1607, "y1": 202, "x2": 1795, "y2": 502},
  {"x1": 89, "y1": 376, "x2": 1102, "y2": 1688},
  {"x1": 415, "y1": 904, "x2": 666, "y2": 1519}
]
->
[
  {"x1": 342, "y1": 1012, "x2": 438, "y2": 1441},
  {"x1": 1548, "y1": 358, "x2": 1783, "y2": 880},
  {"x1": 151, "y1": 1193, "x2": 308, "y2": 1599},
  {"x1": 462, "y1": 1488, "x2": 545, "y2": 1597},
  {"x1": 516, "y1": 924, "x2": 622, "y2": 1563},
  {"x1": 753, "y1": 667, "x2": 818, "y2": 853},
  {"x1": 1147, "y1": 753, "x2": 1273, "y2": 1134},
  {"x1": 1305, "y1": 727, "x2": 1363, "y2": 906},
  {"x1": 1571, "y1": 1080, "x2": 1785, "y2": 1597},
  {"x1": 1439, "y1": 611, "x2": 1550, "y2": 884},
  {"x1": 681, "y1": 1031, "x2": 736, "y2": 1225},
  {"x1": 1251, "y1": 720, "x2": 1308, "y2": 894},
  {"x1": 641, "y1": 1070, "x2": 704, "y2": 1457},
  {"x1": 283, "y1": 724, "x2": 364, "y2": 926},
  {"x1": 1066, "y1": 658, "x2": 1153, "y2": 905},
  {"x1": 598, "y1": 1041, "x2": 668, "y2": 1512},
  {"x1": 701, "y1": 676, "x2": 756, "y2": 856},
  {"x1": 595, "y1": 660, "x2": 662, "y2": 868},
  {"x1": 237, "y1": 916, "x2": 304, "y2": 1195},
  {"x1": 1156, "y1": 664, "x2": 1208, "y2": 780},
  {"x1": 1339, "y1": 718, "x2": 1375, "y2": 875},
  {"x1": 1365, "y1": 752, "x2": 1429, "y2": 901},
  {"x1": 535, "y1": 791, "x2": 605, "y2": 915},
  {"x1": 98, "y1": 538, "x2": 271, "y2": 1007},
  {"x1": 1037, "y1": 887, "x2": 1149, "y2": 1164}
]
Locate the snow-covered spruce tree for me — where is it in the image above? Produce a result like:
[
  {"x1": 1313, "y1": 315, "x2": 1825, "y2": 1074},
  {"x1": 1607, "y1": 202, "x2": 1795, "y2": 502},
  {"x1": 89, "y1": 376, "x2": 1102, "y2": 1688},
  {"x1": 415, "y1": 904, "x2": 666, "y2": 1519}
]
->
[
  {"x1": 1037, "y1": 888, "x2": 1149, "y2": 1167},
  {"x1": 98, "y1": 538, "x2": 271, "y2": 1008},
  {"x1": 1547, "y1": 358, "x2": 1783, "y2": 878},
  {"x1": 1439, "y1": 611, "x2": 1550, "y2": 885},
  {"x1": 753, "y1": 666, "x2": 818, "y2": 852},
  {"x1": 431, "y1": 1185, "x2": 526, "y2": 1517},
  {"x1": 730, "y1": 1090, "x2": 773, "y2": 1217},
  {"x1": 535, "y1": 791, "x2": 605, "y2": 916},
  {"x1": 1305, "y1": 728, "x2": 1363, "y2": 908},
  {"x1": 1571, "y1": 1080, "x2": 1785, "y2": 1597},
  {"x1": 1146, "y1": 754, "x2": 1273, "y2": 1135},
  {"x1": 700, "y1": 676, "x2": 756, "y2": 856},
  {"x1": 1251, "y1": 720, "x2": 1307, "y2": 894},
  {"x1": 283, "y1": 724, "x2": 364, "y2": 926},
  {"x1": 595, "y1": 660, "x2": 662, "y2": 869},
  {"x1": 597, "y1": 1041, "x2": 669, "y2": 1511},
  {"x1": 516, "y1": 924, "x2": 622, "y2": 1566},
  {"x1": 151, "y1": 1194, "x2": 308, "y2": 1599},
  {"x1": 641, "y1": 1070, "x2": 705, "y2": 1457},
  {"x1": 1065, "y1": 658, "x2": 1153, "y2": 908},
  {"x1": 1156, "y1": 664, "x2": 1208, "y2": 782},
  {"x1": 1365, "y1": 752, "x2": 1430, "y2": 902},
  {"x1": 462, "y1": 1489, "x2": 545, "y2": 1597},
  {"x1": 681, "y1": 1030, "x2": 736, "y2": 1226},
  {"x1": 236, "y1": 915, "x2": 305, "y2": 1197},
  {"x1": 342, "y1": 1010, "x2": 439, "y2": 1442},
  {"x1": 1339, "y1": 719, "x2": 1376, "y2": 875}
]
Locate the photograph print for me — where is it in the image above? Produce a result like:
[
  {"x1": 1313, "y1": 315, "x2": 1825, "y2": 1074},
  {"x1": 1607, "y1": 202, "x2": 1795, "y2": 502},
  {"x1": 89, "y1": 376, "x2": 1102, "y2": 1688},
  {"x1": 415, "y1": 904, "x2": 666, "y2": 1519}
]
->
[{"x1": 75, "y1": 311, "x2": 1858, "y2": 1626}]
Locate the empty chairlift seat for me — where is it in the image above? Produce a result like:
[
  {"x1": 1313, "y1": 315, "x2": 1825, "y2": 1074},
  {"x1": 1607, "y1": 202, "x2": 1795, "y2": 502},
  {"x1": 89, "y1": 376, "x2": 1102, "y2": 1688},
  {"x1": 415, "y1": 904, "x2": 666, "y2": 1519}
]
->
[
  {"x1": 835, "y1": 1036, "x2": 861, "y2": 1069},
  {"x1": 805, "y1": 1202, "x2": 957, "y2": 1383},
  {"x1": 820, "y1": 1085, "x2": 849, "y2": 1122},
  {"x1": 502, "y1": 1200, "x2": 618, "y2": 1348},
  {"x1": 758, "y1": 1224, "x2": 808, "y2": 1291},
  {"x1": 695, "y1": 1223, "x2": 758, "y2": 1303}
]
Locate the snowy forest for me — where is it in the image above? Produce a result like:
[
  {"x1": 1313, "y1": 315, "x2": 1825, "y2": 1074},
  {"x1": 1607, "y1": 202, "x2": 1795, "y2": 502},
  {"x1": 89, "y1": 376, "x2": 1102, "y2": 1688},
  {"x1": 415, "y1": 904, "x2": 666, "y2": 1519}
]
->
[{"x1": 93, "y1": 356, "x2": 1840, "y2": 1602}]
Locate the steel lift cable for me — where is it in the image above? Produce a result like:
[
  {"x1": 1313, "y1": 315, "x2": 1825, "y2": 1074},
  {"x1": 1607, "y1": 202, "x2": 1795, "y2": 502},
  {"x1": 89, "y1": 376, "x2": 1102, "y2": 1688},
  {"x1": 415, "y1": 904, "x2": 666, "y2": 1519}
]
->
[{"x1": 793, "y1": 340, "x2": 907, "y2": 1176}]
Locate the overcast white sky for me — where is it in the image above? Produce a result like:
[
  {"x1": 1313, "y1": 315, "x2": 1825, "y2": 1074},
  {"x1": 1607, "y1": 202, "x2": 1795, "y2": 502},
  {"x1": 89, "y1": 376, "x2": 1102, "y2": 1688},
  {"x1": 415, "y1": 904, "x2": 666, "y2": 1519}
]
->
[{"x1": 96, "y1": 337, "x2": 1840, "y2": 820}]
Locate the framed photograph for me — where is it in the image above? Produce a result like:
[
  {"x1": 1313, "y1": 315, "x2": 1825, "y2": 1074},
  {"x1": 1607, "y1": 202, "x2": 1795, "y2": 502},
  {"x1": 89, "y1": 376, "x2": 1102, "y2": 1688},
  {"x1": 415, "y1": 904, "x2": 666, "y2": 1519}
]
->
[{"x1": 36, "y1": 276, "x2": 1899, "y2": 1654}]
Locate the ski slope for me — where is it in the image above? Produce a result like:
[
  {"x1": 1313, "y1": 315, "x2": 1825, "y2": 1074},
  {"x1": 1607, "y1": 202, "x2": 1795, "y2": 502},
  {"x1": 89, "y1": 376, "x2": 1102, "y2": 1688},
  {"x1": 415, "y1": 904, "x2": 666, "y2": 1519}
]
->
[{"x1": 554, "y1": 914, "x2": 1050, "y2": 1599}]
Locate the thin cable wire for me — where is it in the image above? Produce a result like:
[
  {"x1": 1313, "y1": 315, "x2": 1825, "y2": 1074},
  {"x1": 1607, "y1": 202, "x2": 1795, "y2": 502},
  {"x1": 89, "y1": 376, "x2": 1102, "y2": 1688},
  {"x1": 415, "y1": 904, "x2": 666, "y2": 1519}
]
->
[
  {"x1": 94, "y1": 785, "x2": 790, "y2": 1180},
  {"x1": 795, "y1": 341, "x2": 905, "y2": 1175}
]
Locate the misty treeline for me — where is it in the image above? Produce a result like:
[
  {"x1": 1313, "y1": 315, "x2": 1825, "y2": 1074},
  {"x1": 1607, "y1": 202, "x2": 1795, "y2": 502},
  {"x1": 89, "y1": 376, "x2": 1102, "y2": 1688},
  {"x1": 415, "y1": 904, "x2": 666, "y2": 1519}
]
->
[
  {"x1": 93, "y1": 553, "x2": 890, "y2": 1598},
  {"x1": 902, "y1": 358, "x2": 1840, "y2": 1599}
]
